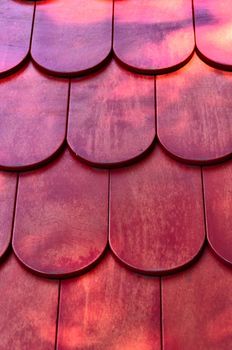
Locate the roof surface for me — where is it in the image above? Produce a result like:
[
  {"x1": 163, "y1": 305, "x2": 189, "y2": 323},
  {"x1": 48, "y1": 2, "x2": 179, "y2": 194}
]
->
[{"x1": 0, "y1": 0, "x2": 232, "y2": 349}]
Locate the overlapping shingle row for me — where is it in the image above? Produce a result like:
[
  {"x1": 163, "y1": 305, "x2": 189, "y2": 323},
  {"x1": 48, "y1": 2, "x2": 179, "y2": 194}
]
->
[
  {"x1": 1, "y1": 56, "x2": 232, "y2": 169},
  {"x1": 1, "y1": 248, "x2": 232, "y2": 349},
  {"x1": 0, "y1": 0, "x2": 232, "y2": 349},
  {"x1": 0, "y1": 143, "x2": 231, "y2": 276},
  {"x1": 2, "y1": 0, "x2": 232, "y2": 76}
]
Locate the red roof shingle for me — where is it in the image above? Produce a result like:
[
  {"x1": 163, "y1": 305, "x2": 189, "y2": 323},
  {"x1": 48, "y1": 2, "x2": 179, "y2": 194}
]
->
[{"x1": 0, "y1": 1, "x2": 232, "y2": 349}]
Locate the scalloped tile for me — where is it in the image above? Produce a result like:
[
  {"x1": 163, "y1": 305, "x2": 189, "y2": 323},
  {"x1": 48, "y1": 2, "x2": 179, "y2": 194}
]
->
[
  {"x1": 110, "y1": 145, "x2": 205, "y2": 274},
  {"x1": 32, "y1": 0, "x2": 113, "y2": 76},
  {"x1": 0, "y1": 0, "x2": 34, "y2": 75},
  {"x1": 194, "y1": 0, "x2": 232, "y2": 69},
  {"x1": 0, "y1": 63, "x2": 68, "y2": 170},
  {"x1": 114, "y1": 0, "x2": 194, "y2": 73},
  {"x1": 13, "y1": 149, "x2": 108, "y2": 277},
  {"x1": 157, "y1": 54, "x2": 232, "y2": 164},
  {"x1": 203, "y1": 161, "x2": 232, "y2": 265},
  {"x1": 68, "y1": 60, "x2": 155, "y2": 167},
  {"x1": 0, "y1": 173, "x2": 17, "y2": 259}
]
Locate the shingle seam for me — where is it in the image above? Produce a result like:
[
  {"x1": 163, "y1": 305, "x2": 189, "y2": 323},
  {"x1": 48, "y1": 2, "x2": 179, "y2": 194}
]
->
[
  {"x1": 201, "y1": 167, "x2": 208, "y2": 244},
  {"x1": 0, "y1": 50, "x2": 231, "y2": 80},
  {"x1": 202, "y1": 167, "x2": 232, "y2": 267},
  {"x1": 193, "y1": 0, "x2": 232, "y2": 72},
  {"x1": 0, "y1": 144, "x2": 67, "y2": 173},
  {"x1": 0, "y1": 173, "x2": 18, "y2": 261},
  {"x1": 1, "y1": 0, "x2": 232, "y2": 78},
  {"x1": 65, "y1": 79, "x2": 71, "y2": 140},
  {"x1": 55, "y1": 280, "x2": 61, "y2": 350},
  {"x1": 16, "y1": 49, "x2": 232, "y2": 79},
  {"x1": 113, "y1": 50, "x2": 195, "y2": 76},
  {"x1": 191, "y1": 0, "x2": 197, "y2": 47},
  {"x1": 111, "y1": 0, "x2": 115, "y2": 49},
  {"x1": 108, "y1": 170, "x2": 111, "y2": 244},
  {"x1": 157, "y1": 139, "x2": 232, "y2": 167},
  {"x1": 154, "y1": 76, "x2": 158, "y2": 136},
  {"x1": 67, "y1": 141, "x2": 156, "y2": 170},
  {"x1": 29, "y1": 1, "x2": 36, "y2": 52},
  {"x1": 31, "y1": 49, "x2": 113, "y2": 79},
  {"x1": 12, "y1": 244, "x2": 109, "y2": 279},
  {"x1": 196, "y1": 47, "x2": 232, "y2": 72},
  {"x1": 3, "y1": 174, "x2": 20, "y2": 262},
  {"x1": 160, "y1": 277, "x2": 164, "y2": 350},
  {"x1": 109, "y1": 240, "x2": 206, "y2": 277}
]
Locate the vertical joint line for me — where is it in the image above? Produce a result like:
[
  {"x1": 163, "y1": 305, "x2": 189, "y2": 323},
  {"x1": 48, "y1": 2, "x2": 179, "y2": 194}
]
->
[
  {"x1": 55, "y1": 280, "x2": 61, "y2": 350},
  {"x1": 10, "y1": 173, "x2": 19, "y2": 244},
  {"x1": 29, "y1": 2, "x2": 37, "y2": 53},
  {"x1": 191, "y1": 0, "x2": 197, "y2": 47},
  {"x1": 107, "y1": 170, "x2": 111, "y2": 245},
  {"x1": 160, "y1": 277, "x2": 164, "y2": 350},
  {"x1": 65, "y1": 79, "x2": 72, "y2": 140},
  {"x1": 200, "y1": 167, "x2": 208, "y2": 244},
  {"x1": 111, "y1": 0, "x2": 115, "y2": 51},
  {"x1": 154, "y1": 76, "x2": 158, "y2": 138}
]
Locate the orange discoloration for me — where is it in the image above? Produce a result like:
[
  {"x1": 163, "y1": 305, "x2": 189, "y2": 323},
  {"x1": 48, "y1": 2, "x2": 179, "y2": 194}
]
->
[
  {"x1": 58, "y1": 253, "x2": 161, "y2": 350},
  {"x1": 110, "y1": 145, "x2": 205, "y2": 273},
  {"x1": 68, "y1": 60, "x2": 155, "y2": 166},
  {"x1": 13, "y1": 149, "x2": 108, "y2": 277}
]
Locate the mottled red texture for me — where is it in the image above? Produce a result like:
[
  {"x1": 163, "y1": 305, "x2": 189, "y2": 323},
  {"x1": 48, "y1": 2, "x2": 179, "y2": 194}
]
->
[
  {"x1": 68, "y1": 60, "x2": 155, "y2": 166},
  {"x1": 110, "y1": 145, "x2": 205, "y2": 274},
  {"x1": 0, "y1": 254, "x2": 58, "y2": 350},
  {"x1": 157, "y1": 54, "x2": 232, "y2": 164},
  {"x1": 163, "y1": 247, "x2": 232, "y2": 349},
  {"x1": 58, "y1": 253, "x2": 161, "y2": 350},
  {"x1": 13, "y1": 149, "x2": 108, "y2": 277},
  {"x1": 0, "y1": 0, "x2": 33, "y2": 75},
  {"x1": 0, "y1": 172, "x2": 17, "y2": 259},
  {"x1": 0, "y1": 1, "x2": 232, "y2": 349},
  {"x1": 194, "y1": 0, "x2": 232, "y2": 69},
  {"x1": 0, "y1": 63, "x2": 68, "y2": 170},
  {"x1": 203, "y1": 161, "x2": 232, "y2": 265},
  {"x1": 114, "y1": 0, "x2": 194, "y2": 73},
  {"x1": 32, "y1": 0, "x2": 113, "y2": 76}
]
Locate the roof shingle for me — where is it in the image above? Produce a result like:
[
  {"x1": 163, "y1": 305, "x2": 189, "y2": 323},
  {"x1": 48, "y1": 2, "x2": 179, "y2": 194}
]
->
[{"x1": 0, "y1": 0, "x2": 232, "y2": 349}]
